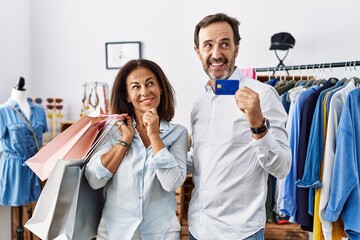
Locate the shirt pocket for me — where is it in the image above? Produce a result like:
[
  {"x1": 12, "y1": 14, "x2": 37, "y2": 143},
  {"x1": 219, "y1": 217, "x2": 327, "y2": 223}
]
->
[
  {"x1": 8, "y1": 123, "x2": 27, "y2": 144},
  {"x1": 33, "y1": 120, "x2": 46, "y2": 139}
]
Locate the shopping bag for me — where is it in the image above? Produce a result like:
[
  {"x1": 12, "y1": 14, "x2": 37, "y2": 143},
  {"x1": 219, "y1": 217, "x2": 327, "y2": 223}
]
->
[
  {"x1": 25, "y1": 159, "x2": 98, "y2": 240},
  {"x1": 26, "y1": 109, "x2": 109, "y2": 181},
  {"x1": 24, "y1": 118, "x2": 121, "y2": 240}
]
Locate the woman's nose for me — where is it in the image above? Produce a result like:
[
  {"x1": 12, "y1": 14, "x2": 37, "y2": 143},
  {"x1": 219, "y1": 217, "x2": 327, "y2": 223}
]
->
[{"x1": 140, "y1": 87, "x2": 149, "y2": 96}]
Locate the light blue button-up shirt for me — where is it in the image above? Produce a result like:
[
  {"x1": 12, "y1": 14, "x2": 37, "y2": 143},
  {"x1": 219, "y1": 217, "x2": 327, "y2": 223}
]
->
[
  {"x1": 85, "y1": 120, "x2": 188, "y2": 239},
  {"x1": 324, "y1": 87, "x2": 360, "y2": 239}
]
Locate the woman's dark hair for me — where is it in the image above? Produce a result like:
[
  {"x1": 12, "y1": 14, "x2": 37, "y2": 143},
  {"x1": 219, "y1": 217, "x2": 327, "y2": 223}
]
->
[
  {"x1": 194, "y1": 13, "x2": 241, "y2": 48},
  {"x1": 110, "y1": 59, "x2": 175, "y2": 122}
]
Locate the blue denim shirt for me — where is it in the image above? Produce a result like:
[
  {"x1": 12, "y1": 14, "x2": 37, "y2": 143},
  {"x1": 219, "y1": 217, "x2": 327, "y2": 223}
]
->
[
  {"x1": 324, "y1": 88, "x2": 360, "y2": 239},
  {"x1": 85, "y1": 120, "x2": 188, "y2": 239},
  {"x1": 0, "y1": 99, "x2": 48, "y2": 206}
]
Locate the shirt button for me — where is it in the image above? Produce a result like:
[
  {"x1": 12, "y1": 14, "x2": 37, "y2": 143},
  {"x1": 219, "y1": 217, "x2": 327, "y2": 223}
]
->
[
  {"x1": 138, "y1": 172, "x2": 143, "y2": 176},
  {"x1": 139, "y1": 196, "x2": 142, "y2": 199}
]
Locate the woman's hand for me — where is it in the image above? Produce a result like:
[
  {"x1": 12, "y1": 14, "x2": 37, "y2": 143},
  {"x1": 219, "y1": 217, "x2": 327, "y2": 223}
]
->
[
  {"x1": 117, "y1": 114, "x2": 134, "y2": 144},
  {"x1": 142, "y1": 108, "x2": 160, "y2": 139}
]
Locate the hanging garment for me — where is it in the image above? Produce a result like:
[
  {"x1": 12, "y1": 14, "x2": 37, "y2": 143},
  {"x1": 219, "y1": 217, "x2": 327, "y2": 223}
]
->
[
  {"x1": 324, "y1": 87, "x2": 360, "y2": 239},
  {"x1": 281, "y1": 85, "x2": 319, "y2": 223},
  {"x1": 296, "y1": 78, "x2": 337, "y2": 230},
  {"x1": 240, "y1": 68, "x2": 256, "y2": 79},
  {"x1": 319, "y1": 80, "x2": 356, "y2": 240},
  {"x1": 0, "y1": 99, "x2": 47, "y2": 206},
  {"x1": 296, "y1": 80, "x2": 342, "y2": 214}
]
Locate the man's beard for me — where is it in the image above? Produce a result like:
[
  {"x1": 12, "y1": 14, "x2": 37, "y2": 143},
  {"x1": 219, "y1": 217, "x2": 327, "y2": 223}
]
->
[{"x1": 204, "y1": 56, "x2": 235, "y2": 80}]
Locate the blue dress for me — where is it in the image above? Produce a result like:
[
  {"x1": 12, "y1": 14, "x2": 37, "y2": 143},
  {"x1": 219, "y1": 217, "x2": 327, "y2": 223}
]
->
[{"x1": 0, "y1": 99, "x2": 48, "y2": 206}]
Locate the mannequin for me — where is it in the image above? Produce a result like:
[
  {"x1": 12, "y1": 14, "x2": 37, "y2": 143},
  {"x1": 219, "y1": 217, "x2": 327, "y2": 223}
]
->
[
  {"x1": 10, "y1": 77, "x2": 30, "y2": 119},
  {"x1": 0, "y1": 77, "x2": 48, "y2": 240}
]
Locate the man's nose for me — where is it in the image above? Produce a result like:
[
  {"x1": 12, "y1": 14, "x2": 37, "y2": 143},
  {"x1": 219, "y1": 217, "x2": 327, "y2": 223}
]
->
[{"x1": 211, "y1": 45, "x2": 222, "y2": 59}]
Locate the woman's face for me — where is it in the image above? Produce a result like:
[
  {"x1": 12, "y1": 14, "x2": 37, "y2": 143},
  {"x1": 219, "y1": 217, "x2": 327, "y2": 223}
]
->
[{"x1": 125, "y1": 67, "x2": 162, "y2": 115}]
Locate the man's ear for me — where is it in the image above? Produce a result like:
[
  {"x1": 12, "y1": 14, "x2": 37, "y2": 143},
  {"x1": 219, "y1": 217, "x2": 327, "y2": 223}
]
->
[
  {"x1": 235, "y1": 44, "x2": 240, "y2": 58},
  {"x1": 194, "y1": 46, "x2": 202, "y2": 60}
]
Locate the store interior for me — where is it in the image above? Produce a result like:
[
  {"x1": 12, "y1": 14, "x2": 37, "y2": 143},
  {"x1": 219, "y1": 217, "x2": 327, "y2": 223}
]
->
[{"x1": 1, "y1": 0, "x2": 359, "y2": 239}]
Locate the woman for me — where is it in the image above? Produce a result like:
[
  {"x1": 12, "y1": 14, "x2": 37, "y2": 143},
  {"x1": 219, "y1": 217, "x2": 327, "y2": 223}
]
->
[{"x1": 85, "y1": 59, "x2": 188, "y2": 240}]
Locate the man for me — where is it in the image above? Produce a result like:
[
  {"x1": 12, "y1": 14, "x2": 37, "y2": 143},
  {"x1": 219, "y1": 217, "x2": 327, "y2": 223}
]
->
[{"x1": 187, "y1": 13, "x2": 292, "y2": 240}]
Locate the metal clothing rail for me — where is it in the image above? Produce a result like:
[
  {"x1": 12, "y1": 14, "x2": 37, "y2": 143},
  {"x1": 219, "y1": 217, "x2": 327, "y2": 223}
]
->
[{"x1": 254, "y1": 60, "x2": 360, "y2": 73}]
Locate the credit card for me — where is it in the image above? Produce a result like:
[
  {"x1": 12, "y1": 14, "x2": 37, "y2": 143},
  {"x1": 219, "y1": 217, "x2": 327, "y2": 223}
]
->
[{"x1": 214, "y1": 80, "x2": 239, "y2": 95}]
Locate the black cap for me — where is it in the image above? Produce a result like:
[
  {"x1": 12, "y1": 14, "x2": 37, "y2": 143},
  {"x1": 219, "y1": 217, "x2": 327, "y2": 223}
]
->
[{"x1": 270, "y1": 32, "x2": 295, "y2": 50}]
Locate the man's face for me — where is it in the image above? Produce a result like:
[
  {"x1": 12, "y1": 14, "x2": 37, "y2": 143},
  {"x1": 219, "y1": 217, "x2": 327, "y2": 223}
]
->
[{"x1": 195, "y1": 21, "x2": 239, "y2": 80}]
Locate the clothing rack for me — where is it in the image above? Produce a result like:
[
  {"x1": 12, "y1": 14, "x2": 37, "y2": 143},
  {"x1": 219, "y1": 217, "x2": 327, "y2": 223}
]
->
[{"x1": 254, "y1": 60, "x2": 360, "y2": 73}]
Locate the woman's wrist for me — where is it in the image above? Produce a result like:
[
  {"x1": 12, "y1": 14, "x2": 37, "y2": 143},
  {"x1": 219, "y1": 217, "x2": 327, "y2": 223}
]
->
[
  {"x1": 117, "y1": 139, "x2": 129, "y2": 147},
  {"x1": 148, "y1": 133, "x2": 161, "y2": 143},
  {"x1": 118, "y1": 136, "x2": 132, "y2": 147}
]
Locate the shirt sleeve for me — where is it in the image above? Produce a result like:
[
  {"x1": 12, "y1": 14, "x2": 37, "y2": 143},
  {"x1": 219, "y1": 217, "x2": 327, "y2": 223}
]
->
[
  {"x1": 0, "y1": 112, "x2": 5, "y2": 152},
  {"x1": 324, "y1": 95, "x2": 358, "y2": 222},
  {"x1": 85, "y1": 141, "x2": 114, "y2": 189},
  {"x1": 41, "y1": 107, "x2": 48, "y2": 133},
  {"x1": 186, "y1": 149, "x2": 194, "y2": 174},
  {"x1": 148, "y1": 126, "x2": 188, "y2": 192},
  {"x1": 148, "y1": 148, "x2": 180, "y2": 169},
  {"x1": 252, "y1": 86, "x2": 292, "y2": 179},
  {"x1": 0, "y1": 112, "x2": 5, "y2": 139}
]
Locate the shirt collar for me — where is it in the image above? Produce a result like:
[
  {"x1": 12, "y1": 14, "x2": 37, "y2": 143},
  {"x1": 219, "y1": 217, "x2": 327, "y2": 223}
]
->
[
  {"x1": 7, "y1": 98, "x2": 35, "y2": 110},
  {"x1": 159, "y1": 120, "x2": 170, "y2": 134},
  {"x1": 131, "y1": 116, "x2": 170, "y2": 134}
]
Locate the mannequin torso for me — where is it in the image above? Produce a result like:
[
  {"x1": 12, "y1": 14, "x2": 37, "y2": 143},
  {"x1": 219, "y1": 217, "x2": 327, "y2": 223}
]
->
[
  {"x1": 10, "y1": 88, "x2": 30, "y2": 119},
  {"x1": 0, "y1": 79, "x2": 47, "y2": 207}
]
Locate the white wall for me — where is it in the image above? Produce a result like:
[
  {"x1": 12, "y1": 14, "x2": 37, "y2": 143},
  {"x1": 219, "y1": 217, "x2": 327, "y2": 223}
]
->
[
  {"x1": 1, "y1": 0, "x2": 360, "y2": 131},
  {"x1": 0, "y1": 0, "x2": 32, "y2": 101},
  {"x1": 0, "y1": 1, "x2": 31, "y2": 237}
]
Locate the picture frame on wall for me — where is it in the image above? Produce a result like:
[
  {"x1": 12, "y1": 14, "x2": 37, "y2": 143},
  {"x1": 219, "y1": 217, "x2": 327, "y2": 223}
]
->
[{"x1": 105, "y1": 41, "x2": 141, "y2": 69}]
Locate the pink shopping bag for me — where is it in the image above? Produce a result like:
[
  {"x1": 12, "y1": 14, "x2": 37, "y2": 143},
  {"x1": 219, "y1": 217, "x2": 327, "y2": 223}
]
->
[{"x1": 25, "y1": 110, "x2": 119, "y2": 181}]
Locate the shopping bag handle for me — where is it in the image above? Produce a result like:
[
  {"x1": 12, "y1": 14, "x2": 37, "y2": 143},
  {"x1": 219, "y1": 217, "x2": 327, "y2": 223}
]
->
[
  {"x1": 84, "y1": 118, "x2": 123, "y2": 162},
  {"x1": 91, "y1": 114, "x2": 125, "y2": 128}
]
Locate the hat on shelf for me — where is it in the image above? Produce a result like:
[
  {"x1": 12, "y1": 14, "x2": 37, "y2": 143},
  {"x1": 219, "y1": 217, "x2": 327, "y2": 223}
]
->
[{"x1": 270, "y1": 32, "x2": 295, "y2": 50}]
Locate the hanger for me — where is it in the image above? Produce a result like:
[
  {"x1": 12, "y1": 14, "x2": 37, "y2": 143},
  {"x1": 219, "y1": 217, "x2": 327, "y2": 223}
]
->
[
  {"x1": 344, "y1": 61, "x2": 358, "y2": 85},
  {"x1": 319, "y1": 63, "x2": 325, "y2": 80},
  {"x1": 351, "y1": 61, "x2": 360, "y2": 86},
  {"x1": 291, "y1": 66, "x2": 295, "y2": 81},
  {"x1": 314, "y1": 63, "x2": 328, "y2": 86},
  {"x1": 340, "y1": 62, "x2": 349, "y2": 84},
  {"x1": 312, "y1": 64, "x2": 317, "y2": 81},
  {"x1": 294, "y1": 66, "x2": 305, "y2": 87},
  {"x1": 305, "y1": 65, "x2": 310, "y2": 81}
]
